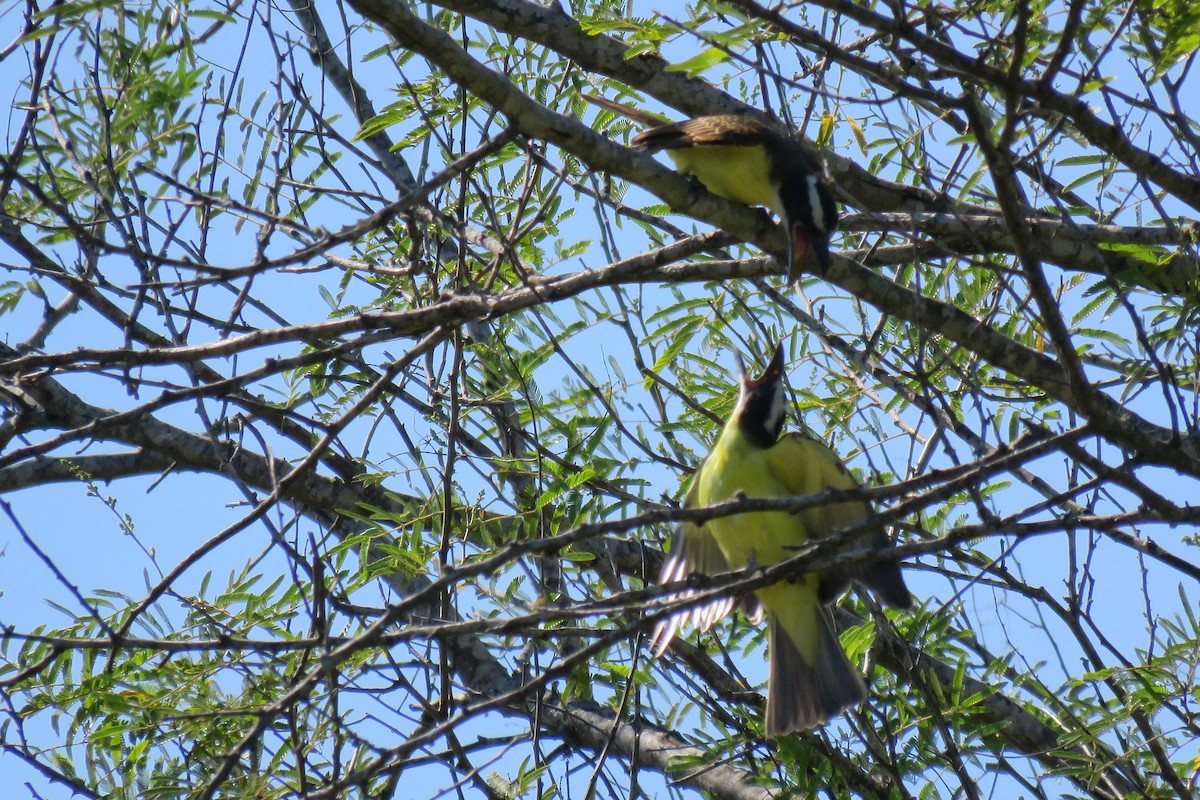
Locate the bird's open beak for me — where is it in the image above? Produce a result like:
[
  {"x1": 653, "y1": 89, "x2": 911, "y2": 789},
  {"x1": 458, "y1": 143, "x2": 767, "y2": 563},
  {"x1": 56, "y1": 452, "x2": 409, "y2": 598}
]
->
[
  {"x1": 786, "y1": 222, "x2": 813, "y2": 283},
  {"x1": 760, "y1": 342, "x2": 785, "y2": 384},
  {"x1": 739, "y1": 343, "x2": 785, "y2": 387}
]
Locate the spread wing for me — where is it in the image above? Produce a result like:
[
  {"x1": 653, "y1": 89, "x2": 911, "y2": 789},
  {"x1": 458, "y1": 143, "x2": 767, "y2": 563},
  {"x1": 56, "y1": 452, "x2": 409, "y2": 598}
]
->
[
  {"x1": 765, "y1": 433, "x2": 911, "y2": 608},
  {"x1": 649, "y1": 462, "x2": 762, "y2": 655}
]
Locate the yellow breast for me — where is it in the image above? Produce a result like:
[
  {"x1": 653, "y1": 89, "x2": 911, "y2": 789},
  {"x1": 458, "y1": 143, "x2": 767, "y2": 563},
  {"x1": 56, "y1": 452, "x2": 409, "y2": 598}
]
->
[
  {"x1": 666, "y1": 145, "x2": 784, "y2": 216},
  {"x1": 696, "y1": 434, "x2": 810, "y2": 571}
]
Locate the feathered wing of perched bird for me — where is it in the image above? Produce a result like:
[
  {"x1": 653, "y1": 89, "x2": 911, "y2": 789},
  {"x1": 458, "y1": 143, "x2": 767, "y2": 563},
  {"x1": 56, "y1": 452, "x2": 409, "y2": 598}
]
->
[
  {"x1": 650, "y1": 344, "x2": 910, "y2": 734},
  {"x1": 583, "y1": 93, "x2": 839, "y2": 281}
]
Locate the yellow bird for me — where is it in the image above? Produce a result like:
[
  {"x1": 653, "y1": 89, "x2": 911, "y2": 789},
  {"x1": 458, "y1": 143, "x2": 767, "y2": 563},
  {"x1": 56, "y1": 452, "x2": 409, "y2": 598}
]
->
[
  {"x1": 650, "y1": 344, "x2": 910, "y2": 734},
  {"x1": 584, "y1": 94, "x2": 839, "y2": 281}
]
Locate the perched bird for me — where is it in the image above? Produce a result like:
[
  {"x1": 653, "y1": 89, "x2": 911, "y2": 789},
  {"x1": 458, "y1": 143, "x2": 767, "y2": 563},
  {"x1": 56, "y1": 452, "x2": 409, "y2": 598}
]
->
[
  {"x1": 584, "y1": 94, "x2": 839, "y2": 281},
  {"x1": 650, "y1": 344, "x2": 910, "y2": 734}
]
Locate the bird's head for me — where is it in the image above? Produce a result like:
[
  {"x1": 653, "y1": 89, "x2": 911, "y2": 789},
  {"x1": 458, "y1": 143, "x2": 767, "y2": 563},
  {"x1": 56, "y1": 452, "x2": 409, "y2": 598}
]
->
[
  {"x1": 734, "y1": 343, "x2": 787, "y2": 448},
  {"x1": 780, "y1": 171, "x2": 839, "y2": 279}
]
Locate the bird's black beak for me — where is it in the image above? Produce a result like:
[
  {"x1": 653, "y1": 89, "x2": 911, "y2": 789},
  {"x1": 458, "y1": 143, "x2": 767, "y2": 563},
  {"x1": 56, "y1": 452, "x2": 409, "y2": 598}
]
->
[
  {"x1": 736, "y1": 343, "x2": 784, "y2": 391},
  {"x1": 787, "y1": 222, "x2": 826, "y2": 281},
  {"x1": 760, "y1": 342, "x2": 785, "y2": 384},
  {"x1": 809, "y1": 226, "x2": 831, "y2": 278},
  {"x1": 744, "y1": 342, "x2": 785, "y2": 387}
]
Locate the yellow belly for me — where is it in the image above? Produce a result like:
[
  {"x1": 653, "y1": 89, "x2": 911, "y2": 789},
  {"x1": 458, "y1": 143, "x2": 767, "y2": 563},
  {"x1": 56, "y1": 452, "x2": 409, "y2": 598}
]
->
[{"x1": 666, "y1": 146, "x2": 784, "y2": 216}]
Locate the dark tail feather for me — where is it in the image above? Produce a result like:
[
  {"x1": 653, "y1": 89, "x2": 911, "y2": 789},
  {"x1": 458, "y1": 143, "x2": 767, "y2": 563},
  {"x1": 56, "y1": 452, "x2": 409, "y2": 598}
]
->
[
  {"x1": 766, "y1": 609, "x2": 866, "y2": 735},
  {"x1": 833, "y1": 525, "x2": 913, "y2": 610},
  {"x1": 860, "y1": 557, "x2": 912, "y2": 609},
  {"x1": 818, "y1": 556, "x2": 912, "y2": 610}
]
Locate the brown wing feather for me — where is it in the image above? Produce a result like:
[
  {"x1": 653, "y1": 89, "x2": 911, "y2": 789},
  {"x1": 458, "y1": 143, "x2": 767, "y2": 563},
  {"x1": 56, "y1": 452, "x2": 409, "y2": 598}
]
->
[
  {"x1": 766, "y1": 433, "x2": 911, "y2": 609},
  {"x1": 632, "y1": 116, "x2": 781, "y2": 151}
]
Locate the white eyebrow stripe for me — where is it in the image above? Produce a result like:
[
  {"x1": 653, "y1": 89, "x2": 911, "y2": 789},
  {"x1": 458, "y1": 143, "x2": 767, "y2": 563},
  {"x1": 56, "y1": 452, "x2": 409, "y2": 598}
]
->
[
  {"x1": 805, "y1": 174, "x2": 826, "y2": 233},
  {"x1": 767, "y1": 379, "x2": 786, "y2": 434}
]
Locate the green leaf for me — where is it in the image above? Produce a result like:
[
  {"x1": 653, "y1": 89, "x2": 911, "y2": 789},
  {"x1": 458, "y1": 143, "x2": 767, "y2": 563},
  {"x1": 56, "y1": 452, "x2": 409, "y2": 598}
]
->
[{"x1": 665, "y1": 47, "x2": 730, "y2": 76}]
